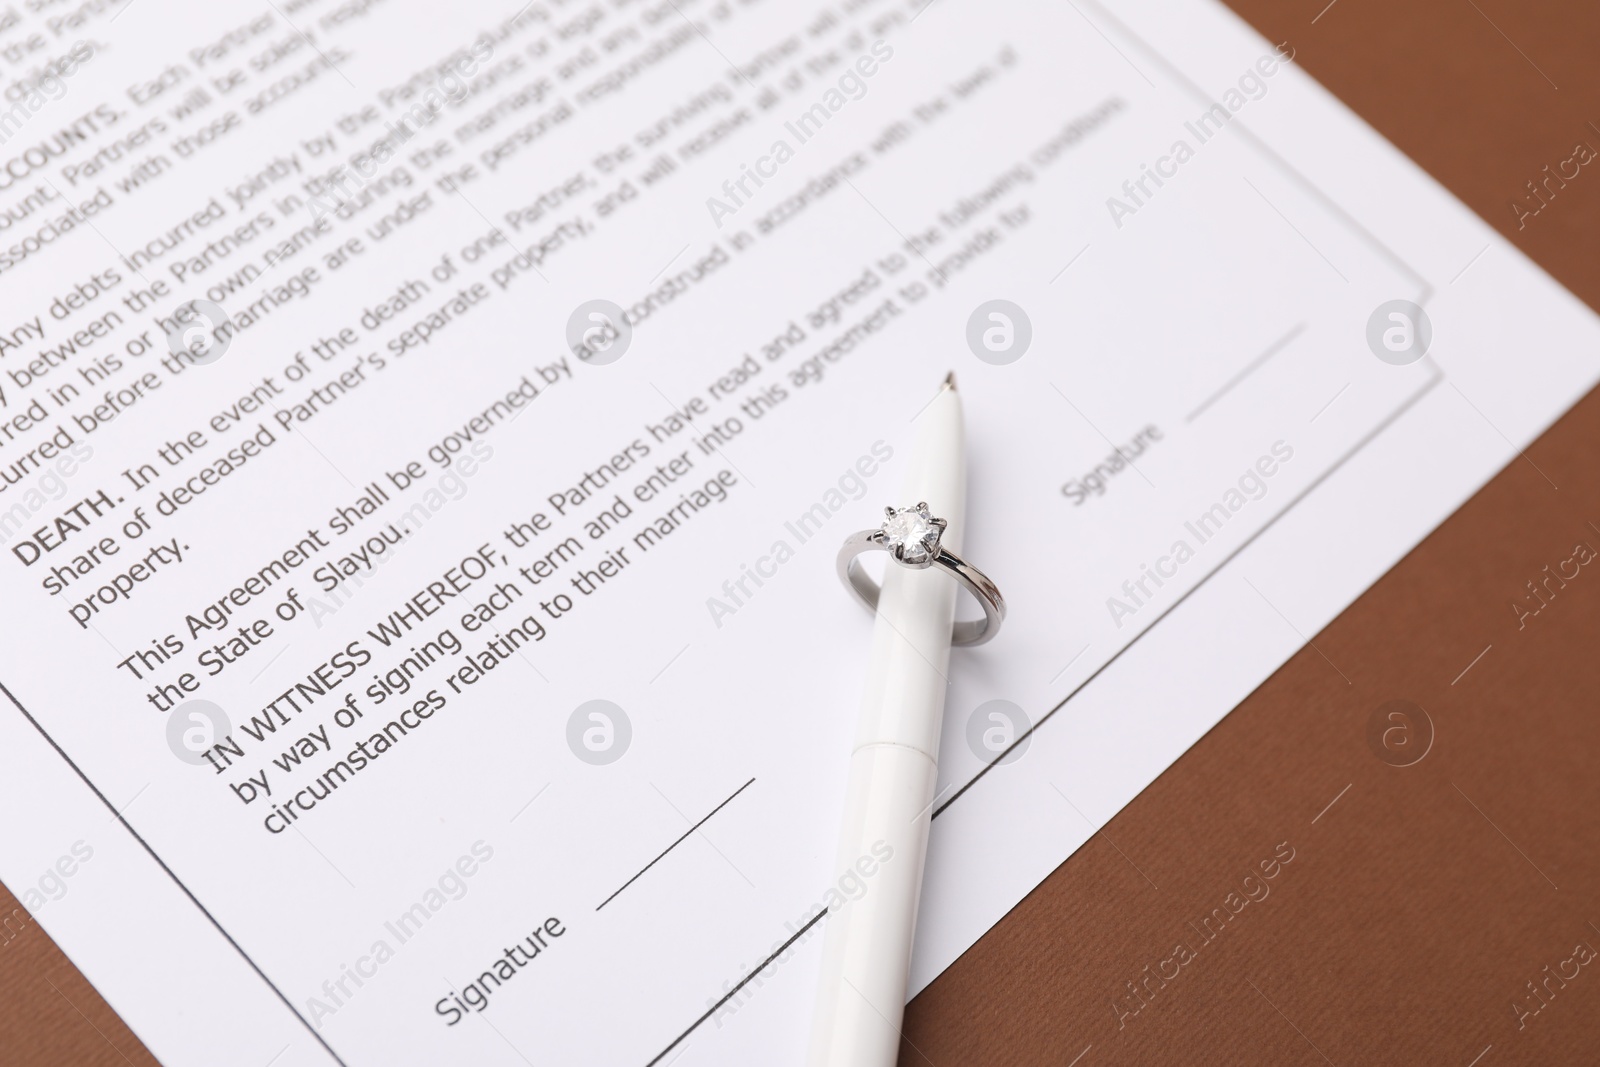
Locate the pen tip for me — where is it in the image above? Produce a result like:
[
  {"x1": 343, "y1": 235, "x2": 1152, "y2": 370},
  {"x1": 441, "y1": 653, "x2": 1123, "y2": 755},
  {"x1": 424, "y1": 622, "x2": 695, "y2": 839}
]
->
[{"x1": 943, "y1": 371, "x2": 957, "y2": 392}]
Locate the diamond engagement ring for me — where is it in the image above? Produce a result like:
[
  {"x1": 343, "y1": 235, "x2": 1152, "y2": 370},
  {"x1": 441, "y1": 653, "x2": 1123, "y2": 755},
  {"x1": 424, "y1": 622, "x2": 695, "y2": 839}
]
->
[{"x1": 836, "y1": 503, "x2": 1006, "y2": 646}]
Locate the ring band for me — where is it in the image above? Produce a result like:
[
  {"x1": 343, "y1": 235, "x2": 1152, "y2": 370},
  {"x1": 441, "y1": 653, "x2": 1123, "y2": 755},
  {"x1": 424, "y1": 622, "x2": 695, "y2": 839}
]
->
[{"x1": 836, "y1": 504, "x2": 1006, "y2": 646}]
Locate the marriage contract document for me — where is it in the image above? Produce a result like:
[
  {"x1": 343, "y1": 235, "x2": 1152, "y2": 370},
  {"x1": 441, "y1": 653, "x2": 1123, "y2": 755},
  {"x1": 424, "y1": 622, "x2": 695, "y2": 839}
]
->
[{"x1": 0, "y1": 0, "x2": 1596, "y2": 1063}]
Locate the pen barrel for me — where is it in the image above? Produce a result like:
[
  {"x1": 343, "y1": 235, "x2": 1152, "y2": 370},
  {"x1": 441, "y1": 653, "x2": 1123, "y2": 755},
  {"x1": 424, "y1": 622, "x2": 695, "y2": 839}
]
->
[
  {"x1": 806, "y1": 742, "x2": 937, "y2": 1067},
  {"x1": 807, "y1": 563, "x2": 954, "y2": 1067},
  {"x1": 810, "y1": 382, "x2": 964, "y2": 1067}
]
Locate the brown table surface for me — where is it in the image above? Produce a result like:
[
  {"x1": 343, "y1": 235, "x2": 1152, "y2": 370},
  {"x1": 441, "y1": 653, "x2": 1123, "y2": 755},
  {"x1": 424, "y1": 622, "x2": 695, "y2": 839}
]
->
[{"x1": 4, "y1": 0, "x2": 1599, "y2": 1064}]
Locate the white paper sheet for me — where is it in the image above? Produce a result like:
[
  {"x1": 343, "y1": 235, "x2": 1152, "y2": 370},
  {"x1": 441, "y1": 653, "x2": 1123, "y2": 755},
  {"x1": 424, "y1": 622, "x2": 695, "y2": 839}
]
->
[{"x1": 0, "y1": 0, "x2": 1594, "y2": 1064}]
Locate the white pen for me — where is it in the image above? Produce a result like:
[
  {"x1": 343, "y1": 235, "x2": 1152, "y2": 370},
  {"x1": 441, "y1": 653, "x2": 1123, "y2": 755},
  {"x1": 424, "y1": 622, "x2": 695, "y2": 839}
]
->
[{"x1": 811, "y1": 373, "x2": 1005, "y2": 1067}]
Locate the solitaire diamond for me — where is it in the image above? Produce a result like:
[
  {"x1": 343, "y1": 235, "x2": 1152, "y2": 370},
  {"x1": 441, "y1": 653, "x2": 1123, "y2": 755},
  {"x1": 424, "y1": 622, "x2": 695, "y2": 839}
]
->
[{"x1": 881, "y1": 503, "x2": 946, "y2": 565}]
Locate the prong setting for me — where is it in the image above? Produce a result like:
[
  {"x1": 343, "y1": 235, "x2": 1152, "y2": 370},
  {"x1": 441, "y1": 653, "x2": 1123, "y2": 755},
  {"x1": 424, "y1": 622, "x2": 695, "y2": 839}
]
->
[{"x1": 879, "y1": 503, "x2": 945, "y2": 568}]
